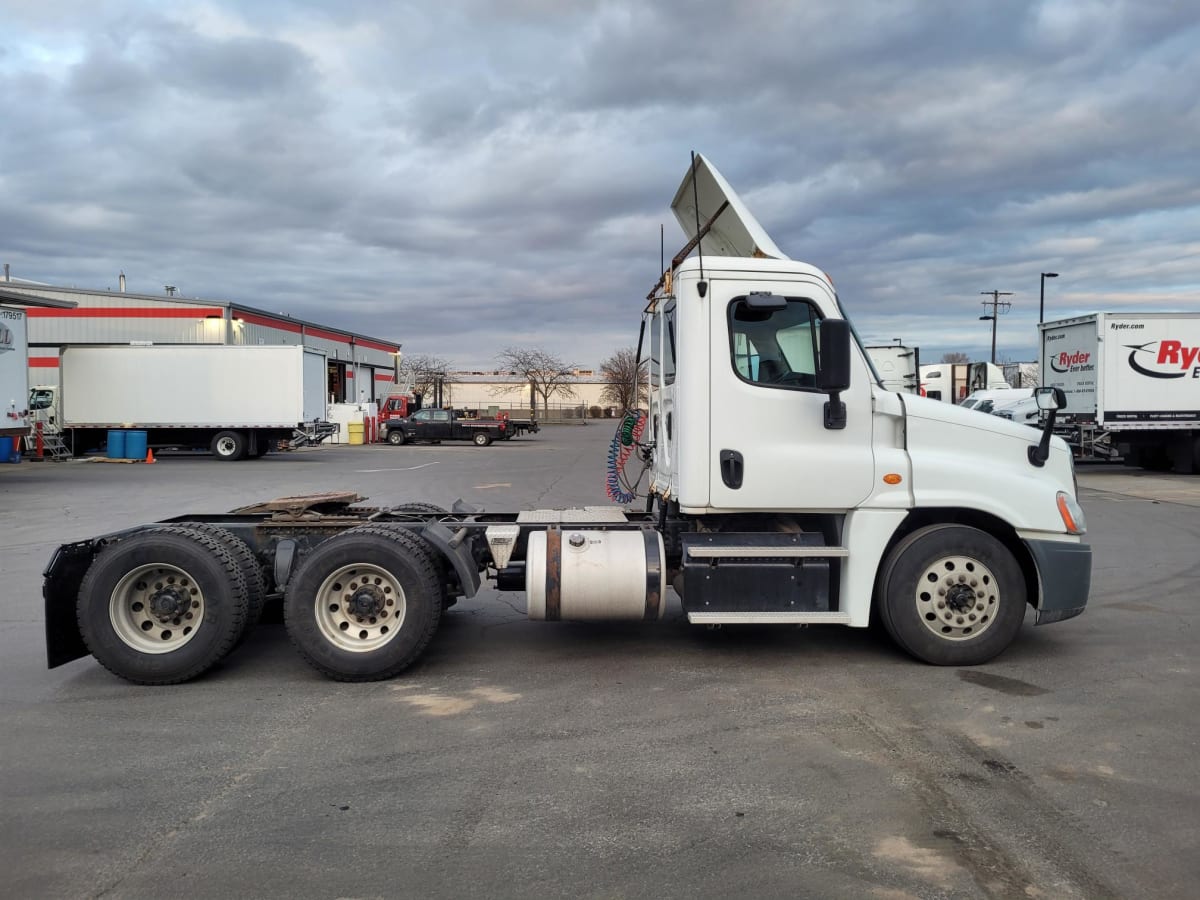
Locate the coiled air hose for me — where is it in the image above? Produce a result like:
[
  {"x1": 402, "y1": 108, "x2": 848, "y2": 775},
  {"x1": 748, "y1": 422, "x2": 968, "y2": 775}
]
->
[{"x1": 605, "y1": 410, "x2": 647, "y2": 504}]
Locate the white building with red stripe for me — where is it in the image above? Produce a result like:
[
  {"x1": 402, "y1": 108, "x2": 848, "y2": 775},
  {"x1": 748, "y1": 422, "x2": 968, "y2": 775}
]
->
[{"x1": 0, "y1": 281, "x2": 401, "y2": 403}]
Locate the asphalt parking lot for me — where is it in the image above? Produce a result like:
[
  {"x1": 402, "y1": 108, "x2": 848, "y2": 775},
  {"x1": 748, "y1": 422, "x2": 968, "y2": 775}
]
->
[{"x1": 2, "y1": 427, "x2": 1198, "y2": 899}]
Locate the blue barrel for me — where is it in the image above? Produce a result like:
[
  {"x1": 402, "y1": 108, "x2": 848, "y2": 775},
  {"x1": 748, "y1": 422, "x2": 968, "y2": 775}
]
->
[
  {"x1": 0, "y1": 436, "x2": 12, "y2": 463},
  {"x1": 106, "y1": 430, "x2": 127, "y2": 460},
  {"x1": 125, "y1": 430, "x2": 148, "y2": 461}
]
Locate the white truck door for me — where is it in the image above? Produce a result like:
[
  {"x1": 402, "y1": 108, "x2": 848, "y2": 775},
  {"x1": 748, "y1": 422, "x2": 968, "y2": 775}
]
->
[{"x1": 708, "y1": 279, "x2": 875, "y2": 511}]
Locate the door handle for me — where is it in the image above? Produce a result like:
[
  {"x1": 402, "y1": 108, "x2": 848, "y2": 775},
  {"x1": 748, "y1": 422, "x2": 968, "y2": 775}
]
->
[{"x1": 719, "y1": 449, "x2": 744, "y2": 489}]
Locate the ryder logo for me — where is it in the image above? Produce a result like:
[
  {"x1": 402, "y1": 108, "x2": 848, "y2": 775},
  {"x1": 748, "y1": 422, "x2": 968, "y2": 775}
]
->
[
  {"x1": 0, "y1": 325, "x2": 14, "y2": 354},
  {"x1": 1049, "y1": 350, "x2": 1091, "y2": 373},
  {"x1": 1125, "y1": 341, "x2": 1200, "y2": 380}
]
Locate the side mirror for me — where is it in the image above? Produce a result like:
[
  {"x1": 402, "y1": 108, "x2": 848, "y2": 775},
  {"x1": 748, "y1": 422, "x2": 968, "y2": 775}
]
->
[
  {"x1": 817, "y1": 319, "x2": 851, "y2": 430},
  {"x1": 1028, "y1": 386, "x2": 1067, "y2": 467},
  {"x1": 816, "y1": 319, "x2": 852, "y2": 392},
  {"x1": 1034, "y1": 386, "x2": 1066, "y2": 411}
]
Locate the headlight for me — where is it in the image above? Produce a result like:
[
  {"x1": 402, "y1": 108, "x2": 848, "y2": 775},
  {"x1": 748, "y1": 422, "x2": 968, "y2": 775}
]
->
[{"x1": 1056, "y1": 491, "x2": 1086, "y2": 535}]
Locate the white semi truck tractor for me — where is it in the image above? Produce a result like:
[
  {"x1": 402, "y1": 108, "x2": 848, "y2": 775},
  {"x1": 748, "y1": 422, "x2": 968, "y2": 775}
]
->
[{"x1": 43, "y1": 155, "x2": 1091, "y2": 685}]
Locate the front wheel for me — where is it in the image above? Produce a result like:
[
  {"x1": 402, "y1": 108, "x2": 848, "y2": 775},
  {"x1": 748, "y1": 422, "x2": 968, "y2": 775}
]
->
[
  {"x1": 876, "y1": 524, "x2": 1026, "y2": 666},
  {"x1": 387, "y1": 429, "x2": 406, "y2": 446},
  {"x1": 473, "y1": 431, "x2": 492, "y2": 446}
]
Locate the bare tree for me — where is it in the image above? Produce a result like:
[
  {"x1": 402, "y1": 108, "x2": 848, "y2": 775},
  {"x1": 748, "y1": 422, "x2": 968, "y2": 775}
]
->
[
  {"x1": 599, "y1": 347, "x2": 647, "y2": 411},
  {"x1": 398, "y1": 354, "x2": 453, "y2": 399},
  {"x1": 940, "y1": 351, "x2": 970, "y2": 364},
  {"x1": 495, "y1": 347, "x2": 577, "y2": 416}
]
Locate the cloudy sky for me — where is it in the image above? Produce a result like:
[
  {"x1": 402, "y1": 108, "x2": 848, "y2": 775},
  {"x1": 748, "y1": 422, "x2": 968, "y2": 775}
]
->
[{"x1": 2, "y1": 0, "x2": 1197, "y2": 368}]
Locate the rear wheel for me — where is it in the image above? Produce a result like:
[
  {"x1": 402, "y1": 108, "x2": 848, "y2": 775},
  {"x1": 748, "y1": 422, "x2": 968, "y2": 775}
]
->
[
  {"x1": 284, "y1": 525, "x2": 442, "y2": 681},
  {"x1": 391, "y1": 504, "x2": 455, "y2": 610},
  {"x1": 211, "y1": 430, "x2": 246, "y2": 461},
  {"x1": 473, "y1": 431, "x2": 492, "y2": 446},
  {"x1": 77, "y1": 526, "x2": 251, "y2": 684},
  {"x1": 180, "y1": 523, "x2": 268, "y2": 628},
  {"x1": 877, "y1": 524, "x2": 1026, "y2": 666}
]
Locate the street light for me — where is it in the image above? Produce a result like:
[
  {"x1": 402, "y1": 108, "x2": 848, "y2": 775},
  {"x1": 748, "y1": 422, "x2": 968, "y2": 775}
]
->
[{"x1": 1039, "y1": 272, "x2": 1059, "y2": 324}]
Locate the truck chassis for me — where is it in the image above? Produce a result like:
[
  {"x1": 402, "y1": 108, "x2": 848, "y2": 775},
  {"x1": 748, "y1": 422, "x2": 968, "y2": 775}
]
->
[{"x1": 45, "y1": 489, "x2": 1087, "y2": 685}]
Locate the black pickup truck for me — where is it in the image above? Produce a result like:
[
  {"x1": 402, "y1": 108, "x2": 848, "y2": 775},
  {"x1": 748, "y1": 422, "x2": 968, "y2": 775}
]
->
[{"x1": 383, "y1": 409, "x2": 509, "y2": 446}]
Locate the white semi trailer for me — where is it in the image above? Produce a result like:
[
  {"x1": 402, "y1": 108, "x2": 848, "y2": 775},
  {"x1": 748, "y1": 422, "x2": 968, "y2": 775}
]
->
[
  {"x1": 43, "y1": 155, "x2": 1091, "y2": 685},
  {"x1": 865, "y1": 344, "x2": 920, "y2": 394},
  {"x1": 34, "y1": 344, "x2": 328, "y2": 460},
  {"x1": 1040, "y1": 313, "x2": 1200, "y2": 473},
  {"x1": 1, "y1": 305, "x2": 30, "y2": 445}
]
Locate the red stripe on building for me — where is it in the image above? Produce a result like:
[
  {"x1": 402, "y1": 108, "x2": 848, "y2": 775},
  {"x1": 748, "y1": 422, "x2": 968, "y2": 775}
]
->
[
  {"x1": 236, "y1": 310, "x2": 303, "y2": 334},
  {"x1": 29, "y1": 357, "x2": 60, "y2": 368},
  {"x1": 305, "y1": 325, "x2": 351, "y2": 344},
  {"x1": 357, "y1": 337, "x2": 401, "y2": 353},
  {"x1": 376, "y1": 372, "x2": 397, "y2": 382},
  {"x1": 26, "y1": 306, "x2": 226, "y2": 318}
]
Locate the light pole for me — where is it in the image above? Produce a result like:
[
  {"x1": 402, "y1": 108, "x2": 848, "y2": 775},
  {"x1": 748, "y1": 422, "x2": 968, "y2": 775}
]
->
[
  {"x1": 979, "y1": 290, "x2": 1013, "y2": 364},
  {"x1": 1039, "y1": 272, "x2": 1058, "y2": 324}
]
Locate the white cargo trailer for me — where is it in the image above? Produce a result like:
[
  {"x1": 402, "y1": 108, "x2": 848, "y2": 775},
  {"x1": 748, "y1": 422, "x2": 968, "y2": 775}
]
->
[
  {"x1": 1040, "y1": 312, "x2": 1200, "y2": 472},
  {"x1": 1, "y1": 305, "x2": 30, "y2": 443},
  {"x1": 865, "y1": 344, "x2": 920, "y2": 393},
  {"x1": 50, "y1": 344, "x2": 328, "y2": 460}
]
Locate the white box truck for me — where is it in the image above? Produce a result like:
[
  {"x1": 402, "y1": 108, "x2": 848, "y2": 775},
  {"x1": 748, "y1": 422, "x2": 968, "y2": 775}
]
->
[
  {"x1": 1040, "y1": 313, "x2": 1200, "y2": 473},
  {"x1": 38, "y1": 344, "x2": 328, "y2": 460},
  {"x1": 1, "y1": 305, "x2": 30, "y2": 447},
  {"x1": 919, "y1": 362, "x2": 1008, "y2": 402},
  {"x1": 42, "y1": 155, "x2": 1091, "y2": 685}
]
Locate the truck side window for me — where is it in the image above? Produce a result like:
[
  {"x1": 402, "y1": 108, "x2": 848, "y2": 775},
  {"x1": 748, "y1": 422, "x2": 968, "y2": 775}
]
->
[
  {"x1": 663, "y1": 303, "x2": 677, "y2": 386},
  {"x1": 432, "y1": 410, "x2": 450, "y2": 422},
  {"x1": 412, "y1": 410, "x2": 432, "y2": 421},
  {"x1": 649, "y1": 312, "x2": 662, "y2": 386},
  {"x1": 728, "y1": 297, "x2": 821, "y2": 390}
]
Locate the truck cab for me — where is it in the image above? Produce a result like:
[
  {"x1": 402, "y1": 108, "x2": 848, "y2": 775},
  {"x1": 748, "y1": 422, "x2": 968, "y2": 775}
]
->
[{"x1": 644, "y1": 155, "x2": 1090, "y2": 660}]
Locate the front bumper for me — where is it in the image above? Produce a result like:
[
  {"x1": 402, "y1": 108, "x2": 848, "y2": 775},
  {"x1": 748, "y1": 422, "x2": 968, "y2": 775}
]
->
[{"x1": 1026, "y1": 538, "x2": 1092, "y2": 625}]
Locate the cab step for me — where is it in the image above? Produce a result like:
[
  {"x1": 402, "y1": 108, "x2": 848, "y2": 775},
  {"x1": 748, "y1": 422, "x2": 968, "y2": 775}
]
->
[{"x1": 687, "y1": 611, "x2": 852, "y2": 625}]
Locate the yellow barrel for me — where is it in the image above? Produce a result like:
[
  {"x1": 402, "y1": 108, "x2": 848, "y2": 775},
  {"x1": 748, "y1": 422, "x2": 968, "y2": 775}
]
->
[{"x1": 347, "y1": 422, "x2": 365, "y2": 446}]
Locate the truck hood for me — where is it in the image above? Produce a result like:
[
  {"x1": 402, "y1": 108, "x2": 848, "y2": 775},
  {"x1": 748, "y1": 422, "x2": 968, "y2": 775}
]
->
[
  {"x1": 902, "y1": 393, "x2": 1079, "y2": 533},
  {"x1": 671, "y1": 154, "x2": 787, "y2": 260},
  {"x1": 904, "y1": 393, "x2": 1042, "y2": 442}
]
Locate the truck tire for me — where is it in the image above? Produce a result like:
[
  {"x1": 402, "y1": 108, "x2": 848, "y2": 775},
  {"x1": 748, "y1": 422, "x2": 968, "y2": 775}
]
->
[
  {"x1": 387, "y1": 429, "x2": 406, "y2": 446},
  {"x1": 391, "y1": 504, "x2": 455, "y2": 610},
  {"x1": 284, "y1": 525, "x2": 443, "y2": 681},
  {"x1": 211, "y1": 430, "x2": 247, "y2": 461},
  {"x1": 473, "y1": 431, "x2": 492, "y2": 447},
  {"x1": 76, "y1": 526, "x2": 251, "y2": 684},
  {"x1": 876, "y1": 524, "x2": 1025, "y2": 666},
  {"x1": 180, "y1": 523, "x2": 268, "y2": 628}
]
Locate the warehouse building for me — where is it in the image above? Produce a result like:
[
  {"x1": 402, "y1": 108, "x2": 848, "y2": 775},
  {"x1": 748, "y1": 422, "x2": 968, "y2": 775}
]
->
[{"x1": 0, "y1": 277, "x2": 401, "y2": 403}]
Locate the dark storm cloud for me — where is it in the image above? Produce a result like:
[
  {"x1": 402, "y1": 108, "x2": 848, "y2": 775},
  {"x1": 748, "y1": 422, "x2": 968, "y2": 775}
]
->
[{"x1": 0, "y1": 0, "x2": 1196, "y2": 367}]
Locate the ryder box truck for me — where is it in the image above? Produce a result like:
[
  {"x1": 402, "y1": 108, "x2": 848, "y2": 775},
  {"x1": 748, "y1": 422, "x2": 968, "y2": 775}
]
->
[{"x1": 1040, "y1": 313, "x2": 1200, "y2": 473}]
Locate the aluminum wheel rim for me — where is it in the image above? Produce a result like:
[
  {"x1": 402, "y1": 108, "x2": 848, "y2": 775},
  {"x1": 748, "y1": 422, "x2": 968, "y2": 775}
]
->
[
  {"x1": 109, "y1": 563, "x2": 205, "y2": 653},
  {"x1": 914, "y1": 555, "x2": 999, "y2": 641},
  {"x1": 314, "y1": 563, "x2": 407, "y2": 652}
]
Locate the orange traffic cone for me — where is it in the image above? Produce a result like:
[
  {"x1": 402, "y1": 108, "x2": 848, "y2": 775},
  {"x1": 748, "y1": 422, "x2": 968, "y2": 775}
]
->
[{"x1": 145, "y1": 449, "x2": 155, "y2": 464}]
